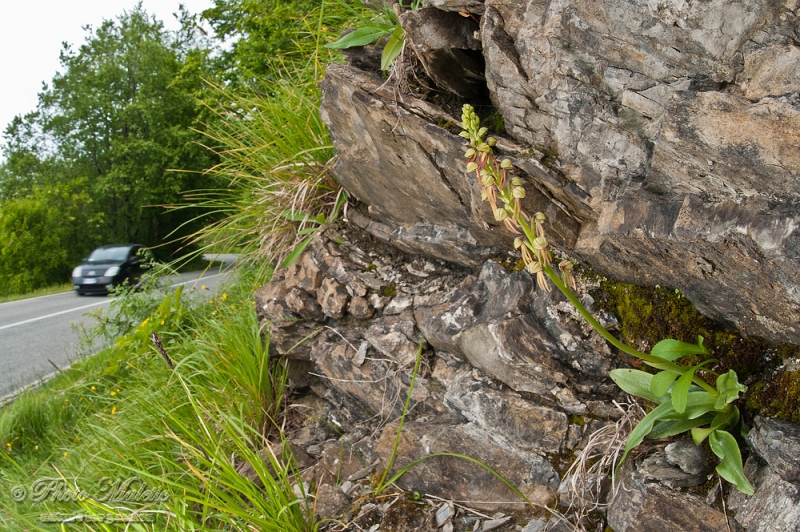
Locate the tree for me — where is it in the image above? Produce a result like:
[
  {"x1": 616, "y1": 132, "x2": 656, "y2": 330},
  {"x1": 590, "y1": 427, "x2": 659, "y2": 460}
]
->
[
  {"x1": 0, "y1": 3, "x2": 220, "y2": 266},
  {"x1": 0, "y1": 180, "x2": 100, "y2": 295},
  {"x1": 199, "y1": 0, "x2": 328, "y2": 85}
]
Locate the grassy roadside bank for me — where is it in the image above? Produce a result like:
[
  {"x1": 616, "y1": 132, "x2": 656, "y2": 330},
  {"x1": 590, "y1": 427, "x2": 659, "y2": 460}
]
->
[{"x1": 0, "y1": 265, "x2": 317, "y2": 531}]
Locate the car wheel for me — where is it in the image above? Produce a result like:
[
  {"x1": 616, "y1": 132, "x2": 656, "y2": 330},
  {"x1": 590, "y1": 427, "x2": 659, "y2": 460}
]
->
[{"x1": 76, "y1": 291, "x2": 85, "y2": 296}]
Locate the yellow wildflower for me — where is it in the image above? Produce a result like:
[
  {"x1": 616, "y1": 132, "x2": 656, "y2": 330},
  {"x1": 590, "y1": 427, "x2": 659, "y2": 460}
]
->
[
  {"x1": 201, "y1": 285, "x2": 207, "y2": 290},
  {"x1": 91, "y1": 386, "x2": 96, "y2": 391},
  {"x1": 34, "y1": 445, "x2": 39, "y2": 451},
  {"x1": 111, "y1": 406, "x2": 117, "y2": 415},
  {"x1": 110, "y1": 391, "x2": 116, "y2": 397},
  {"x1": 221, "y1": 293, "x2": 227, "y2": 301},
  {"x1": 141, "y1": 317, "x2": 149, "y2": 327}
]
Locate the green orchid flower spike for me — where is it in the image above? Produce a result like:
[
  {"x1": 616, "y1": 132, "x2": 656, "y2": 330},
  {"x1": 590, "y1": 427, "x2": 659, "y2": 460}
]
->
[{"x1": 460, "y1": 103, "x2": 754, "y2": 495}]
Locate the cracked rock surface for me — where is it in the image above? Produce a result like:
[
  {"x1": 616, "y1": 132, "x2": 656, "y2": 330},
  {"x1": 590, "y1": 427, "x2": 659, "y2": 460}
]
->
[{"x1": 320, "y1": 0, "x2": 800, "y2": 344}]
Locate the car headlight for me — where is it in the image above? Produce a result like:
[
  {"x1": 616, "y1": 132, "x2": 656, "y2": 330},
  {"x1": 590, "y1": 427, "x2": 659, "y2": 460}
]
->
[
  {"x1": 72, "y1": 267, "x2": 82, "y2": 277},
  {"x1": 104, "y1": 266, "x2": 120, "y2": 276}
]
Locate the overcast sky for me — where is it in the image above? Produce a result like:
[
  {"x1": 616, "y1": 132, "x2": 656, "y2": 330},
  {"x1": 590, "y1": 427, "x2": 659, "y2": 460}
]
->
[{"x1": 0, "y1": 0, "x2": 215, "y2": 147}]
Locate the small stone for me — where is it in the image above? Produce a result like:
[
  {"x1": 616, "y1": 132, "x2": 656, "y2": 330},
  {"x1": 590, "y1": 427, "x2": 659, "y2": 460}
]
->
[
  {"x1": 369, "y1": 293, "x2": 390, "y2": 310},
  {"x1": 340, "y1": 480, "x2": 353, "y2": 495},
  {"x1": 665, "y1": 440, "x2": 705, "y2": 475},
  {"x1": 349, "y1": 296, "x2": 374, "y2": 319},
  {"x1": 406, "y1": 262, "x2": 430, "y2": 277},
  {"x1": 482, "y1": 518, "x2": 513, "y2": 532},
  {"x1": 284, "y1": 252, "x2": 322, "y2": 291},
  {"x1": 435, "y1": 502, "x2": 454, "y2": 526},
  {"x1": 316, "y1": 278, "x2": 349, "y2": 319},
  {"x1": 286, "y1": 288, "x2": 324, "y2": 320},
  {"x1": 442, "y1": 523, "x2": 454, "y2": 532},
  {"x1": 384, "y1": 295, "x2": 414, "y2": 315},
  {"x1": 314, "y1": 482, "x2": 349, "y2": 520},
  {"x1": 353, "y1": 342, "x2": 368, "y2": 366},
  {"x1": 637, "y1": 450, "x2": 704, "y2": 488},
  {"x1": 521, "y1": 517, "x2": 547, "y2": 532},
  {"x1": 348, "y1": 467, "x2": 369, "y2": 481}
]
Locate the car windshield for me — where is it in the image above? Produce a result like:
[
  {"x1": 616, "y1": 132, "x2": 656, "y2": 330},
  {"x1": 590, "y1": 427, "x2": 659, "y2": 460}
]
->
[{"x1": 87, "y1": 247, "x2": 131, "y2": 262}]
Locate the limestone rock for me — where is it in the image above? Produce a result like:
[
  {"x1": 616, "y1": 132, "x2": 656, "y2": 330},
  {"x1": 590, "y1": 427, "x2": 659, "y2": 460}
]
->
[
  {"x1": 728, "y1": 456, "x2": 800, "y2": 532},
  {"x1": 417, "y1": 261, "x2": 619, "y2": 403},
  {"x1": 426, "y1": 0, "x2": 485, "y2": 15},
  {"x1": 399, "y1": 7, "x2": 487, "y2": 100},
  {"x1": 607, "y1": 476, "x2": 732, "y2": 532},
  {"x1": 374, "y1": 420, "x2": 559, "y2": 511},
  {"x1": 347, "y1": 296, "x2": 373, "y2": 319},
  {"x1": 438, "y1": 363, "x2": 569, "y2": 454},
  {"x1": 310, "y1": 334, "x2": 417, "y2": 419},
  {"x1": 316, "y1": 277, "x2": 349, "y2": 319},
  {"x1": 319, "y1": 1, "x2": 800, "y2": 344},
  {"x1": 746, "y1": 416, "x2": 800, "y2": 484}
]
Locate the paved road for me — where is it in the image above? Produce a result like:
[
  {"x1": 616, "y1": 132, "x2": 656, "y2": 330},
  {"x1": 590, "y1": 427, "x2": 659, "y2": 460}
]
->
[{"x1": 0, "y1": 263, "x2": 235, "y2": 400}]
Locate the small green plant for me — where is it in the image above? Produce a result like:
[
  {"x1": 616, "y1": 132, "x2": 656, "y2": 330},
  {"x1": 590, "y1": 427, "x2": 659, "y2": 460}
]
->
[
  {"x1": 460, "y1": 103, "x2": 754, "y2": 495},
  {"x1": 325, "y1": 0, "x2": 422, "y2": 71}
]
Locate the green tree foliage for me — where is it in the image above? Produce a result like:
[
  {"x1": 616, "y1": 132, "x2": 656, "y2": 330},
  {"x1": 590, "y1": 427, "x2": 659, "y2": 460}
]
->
[
  {"x1": 0, "y1": 181, "x2": 101, "y2": 295},
  {"x1": 37, "y1": 4, "x2": 217, "y2": 247},
  {"x1": 199, "y1": 0, "x2": 321, "y2": 83},
  {"x1": 0, "y1": 3, "x2": 221, "y2": 292}
]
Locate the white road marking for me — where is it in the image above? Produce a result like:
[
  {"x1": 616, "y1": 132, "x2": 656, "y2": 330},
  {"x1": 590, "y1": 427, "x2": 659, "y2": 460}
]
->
[{"x1": 0, "y1": 272, "x2": 227, "y2": 331}]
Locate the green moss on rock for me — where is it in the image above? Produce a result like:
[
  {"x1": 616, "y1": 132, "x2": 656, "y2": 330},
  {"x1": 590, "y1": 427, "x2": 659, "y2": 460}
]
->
[{"x1": 590, "y1": 277, "x2": 800, "y2": 424}]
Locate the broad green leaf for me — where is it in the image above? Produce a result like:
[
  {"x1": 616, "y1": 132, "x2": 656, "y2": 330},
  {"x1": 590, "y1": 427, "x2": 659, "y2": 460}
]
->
[
  {"x1": 651, "y1": 370, "x2": 678, "y2": 397},
  {"x1": 610, "y1": 369, "x2": 663, "y2": 403},
  {"x1": 692, "y1": 410, "x2": 728, "y2": 444},
  {"x1": 617, "y1": 401, "x2": 676, "y2": 471},
  {"x1": 692, "y1": 425, "x2": 715, "y2": 445},
  {"x1": 649, "y1": 413, "x2": 715, "y2": 440},
  {"x1": 281, "y1": 209, "x2": 313, "y2": 222},
  {"x1": 671, "y1": 367, "x2": 695, "y2": 413},
  {"x1": 709, "y1": 430, "x2": 754, "y2": 495},
  {"x1": 715, "y1": 370, "x2": 747, "y2": 410},
  {"x1": 650, "y1": 337, "x2": 709, "y2": 362},
  {"x1": 681, "y1": 391, "x2": 721, "y2": 420},
  {"x1": 381, "y1": 25, "x2": 405, "y2": 71},
  {"x1": 327, "y1": 189, "x2": 349, "y2": 223},
  {"x1": 325, "y1": 26, "x2": 389, "y2": 49},
  {"x1": 280, "y1": 233, "x2": 316, "y2": 269},
  {"x1": 296, "y1": 227, "x2": 320, "y2": 236}
]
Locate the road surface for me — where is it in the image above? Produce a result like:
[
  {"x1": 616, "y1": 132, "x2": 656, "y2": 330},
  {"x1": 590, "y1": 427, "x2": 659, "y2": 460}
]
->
[{"x1": 0, "y1": 262, "x2": 235, "y2": 400}]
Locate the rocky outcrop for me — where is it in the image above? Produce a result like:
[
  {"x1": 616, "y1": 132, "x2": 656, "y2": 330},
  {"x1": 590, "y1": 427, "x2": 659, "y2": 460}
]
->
[
  {"x1": 261, "y1": 0, "x2": 800, "y2": 528},
  {"x1": 254, "y1": 225, "x2": 800, "y2": 530},
  {"x1": 320, "y1": 0, "x2": 800, "y2": 345}
]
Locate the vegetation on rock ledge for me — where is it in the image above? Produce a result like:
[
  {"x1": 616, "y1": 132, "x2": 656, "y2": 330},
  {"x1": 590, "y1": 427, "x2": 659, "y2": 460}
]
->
[{"x1": 591, "y1": 278, "x2": 800, "y2": 425}]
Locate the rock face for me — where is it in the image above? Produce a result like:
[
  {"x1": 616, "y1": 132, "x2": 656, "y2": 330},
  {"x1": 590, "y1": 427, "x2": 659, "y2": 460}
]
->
[
  {"x1": 255, "y1": 225, "x2": 800, "y2": 530},
  {"x1": 276, "y1": 0, "x2": 800, "y2": 528},
  {"x1": 320, "y1": 0, "x2": 800, "y2": 344}
]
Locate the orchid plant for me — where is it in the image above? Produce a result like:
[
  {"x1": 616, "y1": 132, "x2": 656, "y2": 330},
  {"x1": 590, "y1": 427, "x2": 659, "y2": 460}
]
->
[{"x1": 460, "y1": 103, "x2": 753, "y2": 495}]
